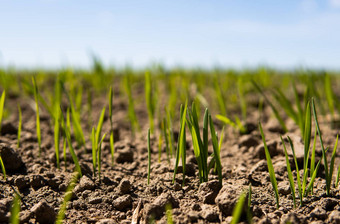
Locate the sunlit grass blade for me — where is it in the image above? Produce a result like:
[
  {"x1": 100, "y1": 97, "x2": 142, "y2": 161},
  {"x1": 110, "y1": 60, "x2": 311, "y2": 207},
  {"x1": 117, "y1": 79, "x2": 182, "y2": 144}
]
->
[
  {"x1": 54, "y1": 106, "x2": 60, "y2": 169},
  {"x1": 209, "y1": 114, "x2": 222, "y2": 186},
  {"x1": 310, "y1": 129, "x2": 317, "y2": 194},
  {"x1": 259, "y1": 122, "x2": 279, "y2": 208},
  {"x1": 287, "y1": 136, "x2": 302, "y2": 206},
  {"x1": 306, "y1": 156, "x2": 323, "y2": 194},
  {"x1": 231, "y1": 191, "x2": 247, "y2": 224},
  {"x1": 165, "y1": 203, "x2": 173, "y2": 224},
  {"x1": 0, "y1": 154, "x2": 6, "y2": 180},
  {"x1": 311, "y1": 98, "x2": 330, "y2": 195},
  {"x1": 97, "y1": 133, "x2": 106, "y2": 180},
  {"x1": 281, "y1": 136, "x2": 296, "y2": 208},
  {"x1": 56, "y1": 172, "x2": 79, "y2": 224},
  {"x1": 252, "y1": 81, "x2": 287, "y2": 132},
  {"x1": 324, "y1": 74, "x2": 335, "y2": 118},
  {"x1": 147, "y1": 128, "x2": 151, "y2": 185},
  {"x1": 10, "y1": 193, "x2": 20, "y2": 224},
  {"x1": 108, "y1": 87, "x2": 115, "y2": 166},
  {"x1": 173, "y1": 102, "x2": 187, "y2": 186},
  {"x1": 65, "y1": 109, "x2": 82, "y2": 177},
  {"x1": 17, "y1": 104, "x2": 22, "y2": 148},
  {"x1": 0, "y1": 90, "x2": 5, "y2": 134},
  {"x1": 162, "y1": 118, "x2": 170, "y2": 164},
  {"x1": 145, "y1": 71, "x2": 155, "y2": 133},
  {"x1": 158, "y1": 133, "x2": 163, "y2": 163},
  {"x1": 336, "y1": 164, "x2": 340, "y2": 187},
  {"x1": 95, "y1": 107, "x2": 106, "y2": 146},
  {"x1": 110, "y1": 131, "x2": 115, "y2": 166},
  {"x1": 32, "y1": 78, "x2": 42, "y2": 156},
  {"x1": 328, "y1": 134, "x2": 338, "y2": 193},
  {"x1": 302, "y1": 100, "x2": 311, "y2": 197},
  {"x1": 91, "y1": 127, "x2": 96, "y2": 176},
  {"x1": 247, "y1": 184, "x2": 253, "y2": 223}
]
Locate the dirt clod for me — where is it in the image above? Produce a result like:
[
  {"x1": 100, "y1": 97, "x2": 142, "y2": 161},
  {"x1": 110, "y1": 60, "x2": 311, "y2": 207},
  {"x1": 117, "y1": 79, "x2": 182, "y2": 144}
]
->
[
  {"x1": 198, "y1": 180, "x2": 221, "y2": 204},
  {"x1": 215, "y1": 183, "x2": 247, "y2": 216},
  {"x1": 118, "y1": 179, "x2": 131, "y2": 194},
  {"x1": 116, "y1": 147, "x2": 134, "y2": 163},
  {"x1": 144, "y1": 192, "x2": 179, "y2": 220},
  {"x1": 74, "y1": 175, "x2": 95, "y2": 193},
  {"x1": 0, "y1": 143, "x2": 24, "y2": 171},
  {"x1": 30, "y1": 201, "x2": 56, "y2": 224},
  {"x1": 113, "y1": 195, "x2": 132, "y2": 211}
]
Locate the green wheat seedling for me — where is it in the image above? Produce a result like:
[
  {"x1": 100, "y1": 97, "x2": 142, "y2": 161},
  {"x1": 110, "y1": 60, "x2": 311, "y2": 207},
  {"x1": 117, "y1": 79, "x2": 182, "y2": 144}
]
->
[
  {"x1": 230, "y1": 190, "x2": 247, "y2": 224},
  {"x1": 216, "y1": 114, "x2": 246, "y2": 134},
  {"x1": 0, "y1": 154, "x2": 6, "y2": 180},
  {"x1": 336, "y1": 164, "x2": 340, "y2": 187},
  {"x1": 147, "y1": 128, "x2": 151, "y2": 185},
  {"x1": 214, "y1": 76, "x2": 227, "y2": 116},
  {"x1": 123, "y1": 75, "x2": 140, "y2": 135},
  {"x1": 64, "y1": 109, "x2": 82, "y2": 177},
  {"x1": 166, "y1": 108, "x2": 175, "y2": 157},
  {"x1": 17, "y1": 104, "x2": 22, "y2": 148},
  {"x1": 91, "y1": 127, "x2": 96, "y2": 176},
  {"x1": 324, "y1": 74, "x2": 335, "y2": 120},
  {"x1": 259, "y1": 122, "x2": 279, "y2": 208},
  {"x1": 109, "y1": 86, "x2": 115, "y2": 166},
  {"x1": 312, "y1": 98, "x2": 339, "y2": 195},
  {"x1": 158, "y1": 132, "x2": 163, "y2": 163},
  {"x1": 91, "y1": 106, "x2": 106, "y2": 177},
  {"x1": 0, "y1": 90, "x2": 5, "y2": 134},
  {"x1": 281, "y1": 136, "x2": 297, "y2": 208},
  {"x1": 97, "y1": 133, "x2": 106, "y2": 180},
  {"x1": 32, "y1": 77, "x2": 42, "y2": 156},
  {"x1": 165, "y1": 203, "x2": 174, "y2": 224},
  {"x1": 253, "y1": 81, "x2": 287, "y2": 133},
  {"x1": 56, "y1": 172, "x2": 79, "y2": 224},
  {"x1": 54, "y1": 106, "x2": 61, "y2": 169},
  {"x1": 186, "y1": 103, "x2": 209, "y2": 183},
  {"x1": 145, "y1": 71, "x2": 156, "y2": 133},
  {"x1": 173, "y1": 102, "x2": 188, "y2": 186},
  {"x1": 10, "y1": 193, "x2": 21, "y2": 224},
  {"x1": 209, "y1": 114, "x2": 223, "y2": 186}
]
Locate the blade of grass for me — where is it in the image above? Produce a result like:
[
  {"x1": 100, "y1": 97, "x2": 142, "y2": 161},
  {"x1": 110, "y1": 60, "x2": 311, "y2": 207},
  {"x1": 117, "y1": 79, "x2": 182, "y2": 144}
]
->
[
  {"x1": 54, "y1": 106, "x2": 60, "y2": 169},
  {"x1": 209, "y1": 113, "x2": 222, "y2": 186},
  {"x1": 55, "y1": 172, "x2": 79, "y2": 224},
  {"x1": 311, "y1": 98, "x2": 330, "y2": 195},
  {"x1": 91, "y1": 127, "x2": 96, "y2": 176},
  {"x1": 10, "y1": 193, "x2": 21, "y2": 224},
  {"x1": 0, "y1": 154, "x2": 6, "y2": 180},
  {"x1": 328, "y1": 134, "x2": 338, "y2": 193},
  {"x1": 302, "y1": 101, "x2": 311, "y2": 197},
  {"x1": 259, "y1": 122, "x2": 279, "y2": 208},
  {"x1": 0, "y1": 90, "x2": 5, "y2": 134},
  {"x1": 309, "y1": 128, "x2": 317, "y2": 195},
  {"x1": 147, "y1": 129, "x2": 151, "y2": 185},
  {"x1": 97, "y1": 133, "x2": 106, "y2": 180},
  {"x1": 230, "y1": 191, "x2": 247, "y2": 224},
  {"x1": 281, "y1": 136, "x2": 296, "y2": 208},
  {"x1": 110, "y1": 131, "x2": 115, "y2": 166}
]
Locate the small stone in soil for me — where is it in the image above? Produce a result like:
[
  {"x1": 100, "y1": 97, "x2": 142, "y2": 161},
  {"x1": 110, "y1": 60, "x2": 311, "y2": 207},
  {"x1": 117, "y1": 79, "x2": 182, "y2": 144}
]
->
[
  {"x1": 0, "y1": 143, "x2": 24, "y2": 171},
  {"x1": 116, "y1": 147, "x2": 134, "y2": 163},
  {"x1": 31, "y1": 201, "x2": 56, "y2": 224},
  {"x1": 74, "y1": 175, "x2": 95, "y2": 193},
  {"x1": 200, "y1": 204, "x2": 219, "y2": 222},
  {"x1": 118, "y1": 179, "x2": 131, "y2": 194},
  {"x1": 14, "y1": 175, "x2": 30, "y2": 190},
  {"x1": 113, "y1": 195, "x2": 132, "y2": 211},
  {"x1": 278, "y1": 181, "x2": 291, "y2": 195}
]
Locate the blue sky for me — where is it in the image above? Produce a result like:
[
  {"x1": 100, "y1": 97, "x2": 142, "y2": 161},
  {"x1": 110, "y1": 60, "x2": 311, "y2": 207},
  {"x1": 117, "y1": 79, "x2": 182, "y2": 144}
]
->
[{"x1": 0, "y1": 0, "x2": 340, "y2": 69}]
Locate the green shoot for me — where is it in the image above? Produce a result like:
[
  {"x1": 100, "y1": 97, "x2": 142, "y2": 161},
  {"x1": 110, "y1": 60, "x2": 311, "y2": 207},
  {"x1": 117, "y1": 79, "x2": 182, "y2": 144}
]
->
[
  {"x1": 56, "y1": 172, "x2": 79, "y2": 224},
  {"x1": 311, "y1": 98, "x2": 337, "y2": 195},
  {"x1": 259, "y1": 122, "x2": 279, "y2": 208},
  {"x1": 247, "y1": 184, "x2": 253, "y2": 223},
  {"x1": 173, "y1": 102, "x2": 187, "y2": 186},
  {"x1": 302, "y1": 101, "x2": 311, "y2": 197},
  {"x1": 32, "y1": 78, "x2": 42, "y2": 156},
  {"x1": 17, "y1": 104, "x2": 22, "y2": 148},
  {"x1": 110, "y1": 131, "x2": 115, "y2": 166},
  {"x1": 0, "y1": 154, "x2": 6, "y2": 180},
  {"x1": 214, "y1": 76, "x2": 227, "y2": 116},
  {"x1": 147, "y1": 128, "x2": 151, "y2": 185},
  {"x1": 109, "y1": 87, "x2": 115, "y2": 166},
  {"x1": 310, "y1": 129, "x2": 317, "y2": 194},
  {"x1": 54, "y1": 106, "x2": 60, "y2": 169},
  {"x1": 97, "y1": 133, "x2": 106, "y2": 180},
  {"x1": 209, "y1": 114, "x2": 223, "y2": 186},
  {"x1": 336, "y1": 164, "x2": 340, "y2": 187},
  {"x1": 65, "y1": 109, "x2": 82, "y2": 177},
  {"x1": 281, "y1": 136, "x2": 296, "y2": 208},
  {"x1": 91, "y1": 127, "x2": 96, "y2": 176},
  {"x1": 162, "y1": 118, "x2": 170, "y2": 164},
  {"x1": 145, "y1": 71, "x2": 155, "y2": 133},
  {"x1": 324, "y1": 74, "x2": 335, "y2": 119},
  {"x1": 0, "y1": 90, "x2": 5, "y2": 134},
  {"x1": 287, "y1": 136, "x2": 302, "y2": 206},
  {"x1": 95, "y1": 107, "x2": 106, "y2": 147},
  {"x1": 230, "y1": 190, "x2": 247, "y2": 224},
  {"x1": 165, "y1": 203, "x2": 174, "y2": 224},
  {"x1": 187, "y1": 104, "x2": 209, "y2": 183},
  {"x1": 10, "y1": 193, "x2": 21, "y2": 224},
  {"x1": 216, "y1": 114, "x2": 246, "y2": 134}
]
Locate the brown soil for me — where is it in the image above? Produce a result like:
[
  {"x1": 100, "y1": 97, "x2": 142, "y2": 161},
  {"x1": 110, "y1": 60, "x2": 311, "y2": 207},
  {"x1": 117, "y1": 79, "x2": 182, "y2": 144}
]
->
[{"x1": 0, "y1": 85, "x2": 340, "y2": 224}]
